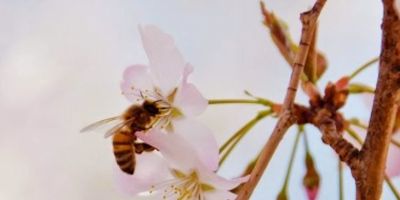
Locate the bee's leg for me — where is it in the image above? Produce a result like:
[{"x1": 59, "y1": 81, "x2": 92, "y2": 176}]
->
[
  {"x1": 134, "y1": 143, "x2": 144, "y2": 154},
  {"x1": 142, "y1": 143, "x2": 157, "y2": 152},
  {"x1": 134, "y1": 143, "x2": 157, "y2": 154},
  {"x1": 143, "y1": 117, "x2": 160, "y2": 130}
]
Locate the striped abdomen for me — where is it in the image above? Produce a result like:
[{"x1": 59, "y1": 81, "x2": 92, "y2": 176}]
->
[{"x1": 112, "y1": 131, "x2": 136, "y2": 175}]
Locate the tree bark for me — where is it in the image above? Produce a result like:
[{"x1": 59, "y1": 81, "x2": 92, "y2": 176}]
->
[{"x1": 358, "y1": 0, "x2": 400, "y2": 199}]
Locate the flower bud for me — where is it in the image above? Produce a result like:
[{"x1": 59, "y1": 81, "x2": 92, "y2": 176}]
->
[{"x1": 303, "y1": 153, "x2": 320, "y2": 200}]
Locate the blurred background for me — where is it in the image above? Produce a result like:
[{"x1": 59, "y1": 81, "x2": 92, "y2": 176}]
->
[{"x1": 0, "y1": 0, "x2": 396, "y2": 199}]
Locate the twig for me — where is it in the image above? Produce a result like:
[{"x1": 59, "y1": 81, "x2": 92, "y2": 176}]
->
[
  {"x1": 338, "y1": 160, "x2": 344, "y2": 200},
  {"x1": 279, "y1": 130, "x2": 302, "y2": 194},
  {"x1": 349, "y1": 57, "x2": 379, "y2": 79},
  {"x1": 345, "y1": 126, "x2": 364, "y2": 144},
  {"x1": 347, "y1": 120, "x2": 400, "y2": 148},
  {"x1": 208, "y1": 99, "x2": 273, "y2": 106},
  {"x1": 385, "y1": 175, "x2": 400, "y2": 200},
  {"x1": 236, "y1": 1, "x2": 327, "y2": 199},
  {"x1": 392, "y1": 138, "x2": 400, "y2": 148},
  {"x1": 219, "y1": 110, "x2": 272, "y2": 166},
  {"x1": 281, "y1": 0, "x2": 327, "y2": 109},
  {"x1": 315, "y1": 116, "x2": 360, "y2": 171},
  {"x1": 236, "y1": 114, "x2": 295, "y2": 200}
]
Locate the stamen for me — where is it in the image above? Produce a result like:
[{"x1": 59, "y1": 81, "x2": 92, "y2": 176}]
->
[
  {"x1": 146, "y1": 172, "x2": 203, "y2": 200},
  {"x1": 123, "y1": 87, "x2": 164, "y2": 103}
]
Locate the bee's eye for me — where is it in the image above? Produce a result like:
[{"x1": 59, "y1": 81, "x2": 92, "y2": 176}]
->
[
  {"x1": 144, "y1": 103, "x2": 160, "y2": 114},
  {"x1": 144, "y1": 100, "x2": 171, "y2": 115}
]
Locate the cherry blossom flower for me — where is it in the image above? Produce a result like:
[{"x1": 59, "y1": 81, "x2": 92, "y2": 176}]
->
[
  {"x1": 120, "y1": 25, "x2": 218, "y2": 171},
  {"x1": 120, "y1": 25, "x2": 207, "y2": 119},
  {"x1": 114, "y1": 152, "x2": 170, "y2": 196},
  {"x1": 131, "y1": 129, "x2": 248, "y2": 200},
  {"x1": 114, "y1": 25, "x2": 239, "y2": 199},
  {"x1": 114, "y1": 116, "x2": 220, "y2": 197}
]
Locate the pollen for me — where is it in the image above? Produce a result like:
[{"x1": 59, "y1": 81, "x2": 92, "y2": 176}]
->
[{"x1": 146, "y1": 171, "x2": 210, "y2": 200}]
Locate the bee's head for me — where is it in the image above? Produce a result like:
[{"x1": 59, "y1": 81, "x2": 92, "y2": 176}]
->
[{"x1": 143, "y1": 100, "x2": 171, "y2": 116}]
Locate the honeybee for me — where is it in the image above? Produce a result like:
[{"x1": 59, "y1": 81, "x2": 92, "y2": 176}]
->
[{"x1": 81, "y1": 99, "x2": 172, "y2": 175}]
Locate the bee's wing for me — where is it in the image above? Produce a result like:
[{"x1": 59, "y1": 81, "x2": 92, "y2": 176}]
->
[
  {"x1": 103, "y1": 117, "x2": 136, "y2": 138},
  {"x1": 80, "y1": 116, "x2": 122, "y2": 133}
]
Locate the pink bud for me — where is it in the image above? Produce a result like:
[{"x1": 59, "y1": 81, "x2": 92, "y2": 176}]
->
[
  {"x1": 303, "y1": 153, "x2": 320, "y2": 200},
  {"x1": 335, "y1": 76, "x2": 350, "y2": 91},
  {"x1": 305, "y1": 186, "x2": 319, "y2": 200}
]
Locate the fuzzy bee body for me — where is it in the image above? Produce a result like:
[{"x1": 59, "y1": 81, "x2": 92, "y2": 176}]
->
[
  {"x1": 112, "y1": 131, "x2": 136, "y2": 174},
  {"x1": 81, "y1": 100, "x2": 171, "y2": 175}
]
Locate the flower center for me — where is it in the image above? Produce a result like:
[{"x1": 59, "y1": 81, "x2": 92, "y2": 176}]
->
[
  {"x1": 124, "y1": 87, "x2": 183, "y2": 131},
  {"x1": 147, "y1": 170, "x2": 213, "y2": 200}
]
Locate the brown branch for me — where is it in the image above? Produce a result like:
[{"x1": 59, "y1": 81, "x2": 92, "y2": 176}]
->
[
  {"x1": 236, "y1": 1, "x2": 327, "y2": 199},
  {"x1": 281, "y1": 0, "x2": 326, "y2": 110},
  {"x1": 357, "y1": 0, "x2": 400, "y2": 199},
  {"x1": 313, "y1": 114, "x2": 360, "y2": 173},
  {"x1": 236, "y1": 114, "x2": 295, "y2": 200}
]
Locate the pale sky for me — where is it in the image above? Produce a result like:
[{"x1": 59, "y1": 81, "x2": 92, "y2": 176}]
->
[{"x1": 0, "y1": 0, "x2": 396, "y2": 199}]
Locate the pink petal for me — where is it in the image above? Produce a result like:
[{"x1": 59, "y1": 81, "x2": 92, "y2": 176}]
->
[
  {"x1": 173, "y1": 118, "x2": 219, "y2": 171},
  {"x1": 198, "y1": 167, "x2": 249, "y2": 190},
  {"x1": 386, "y1": 142, "x2": 400, "y2": 177},
  {"x1": 305, "y1": 187, "x2": 319, "y2": 200},
  {"x1": 136, "y1": 129, "x2": 198, "y2": 172},
  {"x1": 182, "y1": 63, "x2": 194, "y2": 83},
  {"x1": 174, "y1": 65, "x2": 208, "y2": 116},
  {"x1": 130, "y1": 196, "x2": 158, "y2": 200},
  {"x1": 113, "y1": 152, "x2": 170, "y2": 196},
  {"x1": 139, "y1": 25, "x2": 185, "y2": 94},
  {"x1": 203, "y1": 190, "x2": 237, "y2": 200},
  {"x1": 120, "y1": 65, "x2": 154, "y2": 102},
  {"x1": 335, "y1": 76, "x2": 350, "y2": 90}
]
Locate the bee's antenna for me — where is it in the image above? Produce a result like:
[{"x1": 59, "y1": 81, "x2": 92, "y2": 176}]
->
[
  {"x1": 154, "y1": 88, "x2": 164, "y2": 99},
  {"x1": 124, "y1": 86, "x2": 166, "y2": 102},
  {"x1": 139, "y1": 90, "x2": 145, "y2": 99}
]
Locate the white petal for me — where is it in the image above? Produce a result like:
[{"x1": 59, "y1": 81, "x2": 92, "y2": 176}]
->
[
  {"x1": 198, "y1": 167, "x2": 249, "y2": 191},
  {"x1": 136, "y1": 129, "x2": 198, "y2": 172},
  {"x1": 203, "y1": 190, "x2": 237, "y2": 200},
  {"x1": 174, "y1": 118, "x2": 219, "y2": 171},
  {"x1": 120, "y1": 65, "x2": 154, "y2": 102},
  {"x1": 139, "y1": 25, "x2": 185, "y2": 94},
  {"x1": 174, "y1": 65, "x2": 208, "y2": 116},
  {"x1": 113, "y1": 152, "x2": 170, "y2": 196},
  {"x1": 130, "y1": 196, "x2": 159, "y2": 200}
]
